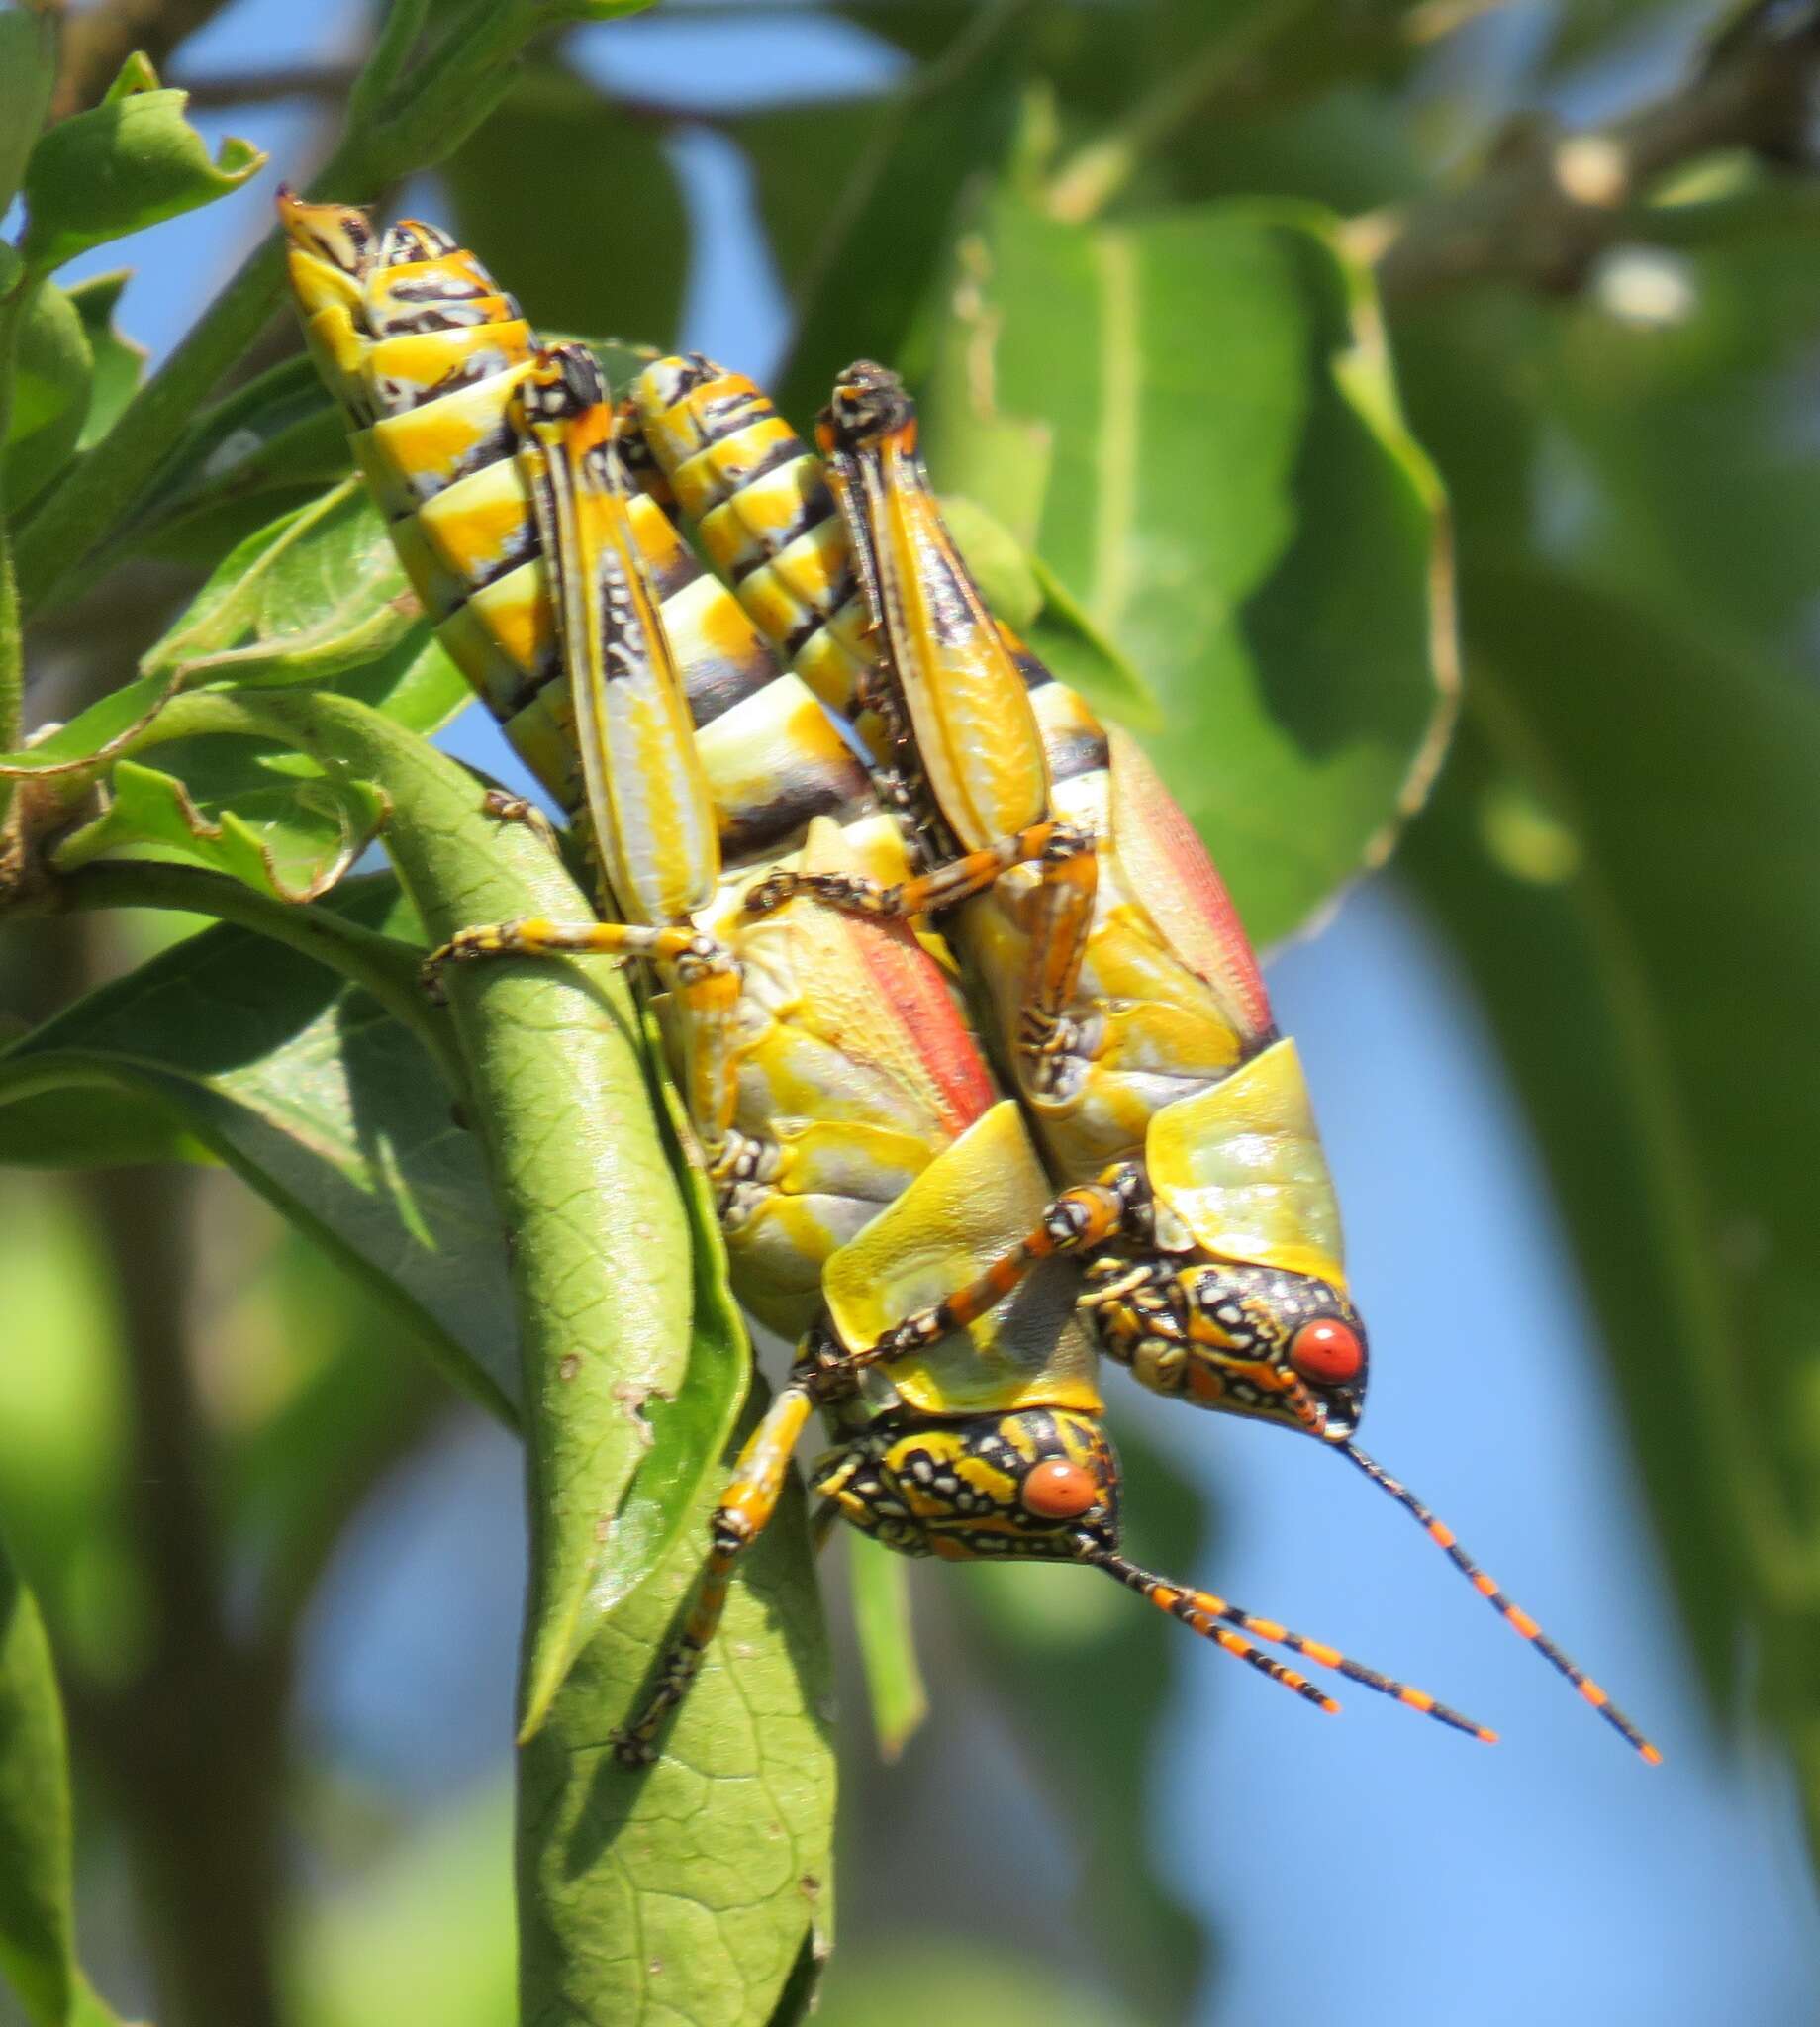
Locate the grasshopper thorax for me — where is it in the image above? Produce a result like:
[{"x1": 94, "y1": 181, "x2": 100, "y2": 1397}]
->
[
  {"x1": 814, "y1": 1408, "x2": 1119, "y2": 1562},
  {"x1": 1081, "y1": 1250, "x2": 1368, "y2": 1440}
]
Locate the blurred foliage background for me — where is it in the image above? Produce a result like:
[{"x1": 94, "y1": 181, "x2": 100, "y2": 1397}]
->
[{"x1": 5, "y1": 0, "x2": 1820, "y2": 2022}]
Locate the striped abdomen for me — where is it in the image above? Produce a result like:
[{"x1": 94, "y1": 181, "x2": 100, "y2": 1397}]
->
[{"x1": 280, "y1": 202, "x2": 876, "y2": 895}]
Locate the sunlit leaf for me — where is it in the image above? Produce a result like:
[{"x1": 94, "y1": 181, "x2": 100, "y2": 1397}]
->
[
  {"x1": 923, "y1": 193, "x2": 1455, "y2": 944},
  {"x1": 19, "y1": 60, "x2": 264, "y2": 275},
  {"x1": 48, "y1": 754, "x2": 386, "y2": 904},
  {"x1": 143, "y1": 481, "x2": 419, "y2": 690},
  {"x1": 518, "y1": 1387, "x2": 834, "y2": 2027}
]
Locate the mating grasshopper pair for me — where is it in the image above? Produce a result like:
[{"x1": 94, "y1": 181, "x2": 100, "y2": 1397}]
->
[{"x1": 280, "y1": 195, "x2": 1655, "y2": 1764}]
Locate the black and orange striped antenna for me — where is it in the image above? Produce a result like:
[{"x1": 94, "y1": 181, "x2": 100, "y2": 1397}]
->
[
  {"x1": 1076, "y1": 1539, "x2": 1498, "y2": 1743},
  {"x1": 1326, "y1": 1427, "x2": 1661, "y2": 1763}
]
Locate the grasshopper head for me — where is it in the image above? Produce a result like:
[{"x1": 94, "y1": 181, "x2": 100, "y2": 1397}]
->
[
  {"x1": 1083, "y1": 1254, "x2": 1369, "y2": 1440},
  {"x1": 819, "y1": 359, "x2": 913, "y2": 453},
  {"x1": 815, "y1": 1407, "x2": 1120, "y2": 1561},
  {"x1": 276, "y1": 188, "x2": 374, "y2": 311}
]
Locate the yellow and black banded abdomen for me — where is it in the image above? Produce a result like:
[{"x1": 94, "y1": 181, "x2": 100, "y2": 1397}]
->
[{"x1": 632, "y1": 355, "x2": 876, "y2": 720}]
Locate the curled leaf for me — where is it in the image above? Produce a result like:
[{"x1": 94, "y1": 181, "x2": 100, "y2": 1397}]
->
[
  {"x1": 20, "y1": 58, "x2": 265, "y2": 276},
  {"x1": 49, "y1": 754, "x2": 386, "y2": 903}
]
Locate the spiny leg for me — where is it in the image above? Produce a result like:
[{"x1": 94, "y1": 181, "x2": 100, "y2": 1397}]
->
[
  {"x1": 420, "y1": 917, "x2": 744, "y2": 1163},
  {"x1": 612, "y1": 1382, "x2": 815, "y2": 1767},
  {"x1": 817, "y1": 1174, "x2": 1134, "y2": 1380}
]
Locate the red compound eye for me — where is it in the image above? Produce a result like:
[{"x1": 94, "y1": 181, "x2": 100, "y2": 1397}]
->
[
  {"x1": 1290, "y1": 1319, "x2": 1364, "y2": 1387},
  {"x1": 1020, "y1": 1459, "x2": 1101, "y2": 1519}
]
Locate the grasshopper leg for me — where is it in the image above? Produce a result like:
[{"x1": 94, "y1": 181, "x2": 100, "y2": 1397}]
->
[
  {"x1": 420, "y1": 917, "x2": 743, "y2": 1162},
  {"x1": 612, "y1": 1382, "x2": 815, "y2": 1767},
  {"x1": 821, "y1": 1172, "x2": 1134, "y2": 1378},
  {"x1": 742, "y1": 820, "x2": 1098, "y2": 1093}
]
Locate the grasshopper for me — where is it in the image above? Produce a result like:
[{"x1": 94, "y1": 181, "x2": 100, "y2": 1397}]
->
[
  {"x1": 279, "y1": 198, "x2": 1497, "y2": 1755},
  {"x1": 628, "y1": 354, "x2": 1659, "y2": 1762}
]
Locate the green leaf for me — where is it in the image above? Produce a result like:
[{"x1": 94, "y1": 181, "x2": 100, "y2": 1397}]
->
[
  {"x1": 143, "y1": 480, "x2": 419, "y2": 689},
  {"x1": 161, "y1": 687, "x2": 733, "y2": 1727},
  {"x1": 63, "y1": 272, "x2": 146, "y2": 451},
  {"x1": 443, "y1": 57, "x2": 688, "y2": 352},
  {"x1": 775, "y1": 0, "x2": 1031, "y2": 428},
  {"x1": 0, "y1": 6, "x2": 55, "y2": 216},
  {"x1": 565, "y1": 1005, "x2": 747, "y2": 1640},
  {"x1": 0, "y1": 1531, "x2": 120, "y2": 2027},
  {"x1": 5, "y1": 280, "x2": 93, "y2": 517},
  {"x1": 48, "y1": 754, "x2": 386, "y2": 903},
  {"x1": 1404, "y1": 558, "x2": 1820, "y2": 1774},
  {"x1": 0, "y1": 877, "x2": 522, "y2": 1422},
  {"x1": 518, "y1": 1387, "x2": 834, "y2": 2027},
  {"x1": 117, "y1": 354, "x2": 347, "y2": 567},
  {"x1": 19, "y1": 60, "x2": 265, "y2": 276},
  {"x1": 923, "y1": 194, "x2": 1455, "y2": 944},
  {"x1": 734, "y1": 97, "x2": 891, "y2": 301},
  {"x1": 846, "y1": 1535, "x2": 926, "y2": 1761},
  {"x1": 0, "y1": 5, "x2": 56, "y2": 218}
]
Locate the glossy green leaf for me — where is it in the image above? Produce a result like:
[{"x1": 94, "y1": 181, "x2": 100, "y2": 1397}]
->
[
  {"x1": 443, "y1": 57, "x2": 688, "y2": 352},
  {"x1": 0, "y1": 1533, "x2": 121, "y2": 2027},
  {"x1": 143, "y1": 480, "x2": 419, "y2": 689},
  {"x1": 0, "y1": 877, "x2": 521, "y2": 1421},
  {"x1": 518, "y1": 1387, "x2": 834, "y2": 2027},
  {"x1": 1404, "y1": 558, "x2": 1820, "y2": 1777},
  {"x1": 63, "y1": 272, "x2": 146, "y2": 451},
  {"x1": 0, "y1": 6, "x2": 56, "y2": 218},
  {"x1": 19, "y1": 62, "x2": 265, "y2": 276},
  {"x1": 6, "y1": 280, "x2": 92, "y2": 517},
  {"x1": 163, "y1": 687, "x2": 734, "y2": 1728},
  {"x1": 923, "y1": 194, "x2": 1455, "y2": 945},
  {"x1": 48, "y1": 754, "x2": 386, "y2": 903},
  {"x1": 846, "y1": 1535, "x2": 927, "y2": 1762},
  {"x1": 775, "y1": 0, "x2": 1030, "y2": 428}
]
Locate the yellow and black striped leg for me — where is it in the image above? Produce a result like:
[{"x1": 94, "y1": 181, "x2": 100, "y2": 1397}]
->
[
  {"x1": 612, "y1": 1383, "x2": 815, "y2": 1767},
  {"x1": 420, "y1": 917, "x2": 744, "y2": 1157},
  {"x1": 824, "y1": 1175, "x2": 1132, "y2": 1379},
  {"x1": 741, "y1": 820, "x2": 1098, "y2": 1091}
]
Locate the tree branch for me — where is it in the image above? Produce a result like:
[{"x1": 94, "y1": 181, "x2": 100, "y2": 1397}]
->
[
  {"x1": 1361, "y1": 3, "x2": 1820, "y2": 299},
  {"x1": 49, "y1": 0, "x2": 239, "y2": 119}
]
